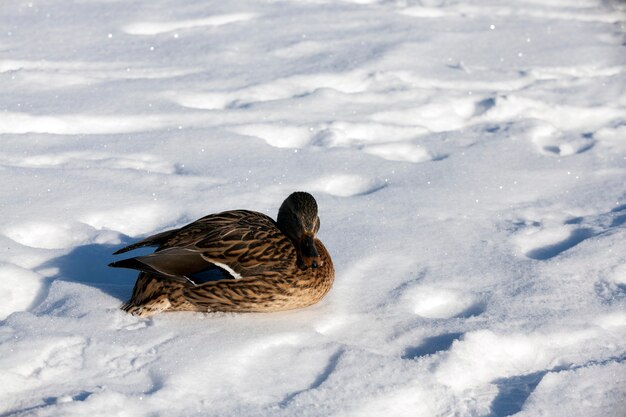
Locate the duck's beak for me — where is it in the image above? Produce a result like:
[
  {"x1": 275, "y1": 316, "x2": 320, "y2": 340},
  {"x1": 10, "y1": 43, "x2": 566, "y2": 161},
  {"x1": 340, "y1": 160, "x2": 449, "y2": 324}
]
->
[{"x1": 300, "y1": 233, "x2": 321, "y2": 268}]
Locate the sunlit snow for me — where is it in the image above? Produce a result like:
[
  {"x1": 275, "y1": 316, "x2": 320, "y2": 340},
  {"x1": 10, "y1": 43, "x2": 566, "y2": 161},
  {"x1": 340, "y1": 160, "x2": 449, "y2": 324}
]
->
[{"x1": 1, "y1": 0, "x2": 625, "y2": 416}]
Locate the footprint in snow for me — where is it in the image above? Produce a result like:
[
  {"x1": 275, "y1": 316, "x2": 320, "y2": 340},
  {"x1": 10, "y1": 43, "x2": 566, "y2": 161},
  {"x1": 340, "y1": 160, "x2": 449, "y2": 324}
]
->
[
  {"x1": 528, "y1": 122, "x2": 595, "y2": 156},
  {"x1": 402, "y1": 332, "x2": 464, "y2": 360},
  {"x1": 594, "y1": 261, "x2": 626, "y2": 305},
  {"x1": 594, "y1": 279, "x2": 626, "y2": 305},
  {"x1": 523, "y1": 228, "x2": 595, "y2": 260},
  {"x1": 310, "y1": 122, "x2": 437, "y2": 164},
  {"x1": 512, "y1": 203, "x2": 626, "y2": 260}
]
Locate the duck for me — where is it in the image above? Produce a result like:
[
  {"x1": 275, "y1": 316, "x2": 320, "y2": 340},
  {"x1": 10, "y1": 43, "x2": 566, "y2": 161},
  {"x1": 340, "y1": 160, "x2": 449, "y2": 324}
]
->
[{"x1": 109, "y1": 191, "x2": 334, "y2": 317}]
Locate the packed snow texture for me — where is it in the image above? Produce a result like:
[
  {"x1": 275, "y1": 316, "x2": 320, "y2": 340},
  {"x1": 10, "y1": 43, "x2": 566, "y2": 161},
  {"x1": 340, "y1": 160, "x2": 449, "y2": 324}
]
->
[{"x1": 1, "y1": 0, "x2": 625, "y2": 416}]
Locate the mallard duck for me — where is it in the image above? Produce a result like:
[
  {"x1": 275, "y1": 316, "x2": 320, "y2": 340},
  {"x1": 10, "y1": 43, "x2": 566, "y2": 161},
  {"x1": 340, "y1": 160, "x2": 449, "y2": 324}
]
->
[{"x1": 109, "y1": 191, "x2": 334, "y2": 317}]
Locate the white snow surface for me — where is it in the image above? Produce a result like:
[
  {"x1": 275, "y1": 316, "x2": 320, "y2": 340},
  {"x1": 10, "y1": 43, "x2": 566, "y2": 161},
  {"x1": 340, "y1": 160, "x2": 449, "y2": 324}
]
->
[{"x1": 1, "y1": 0, "x2": 625, "y2": 416}]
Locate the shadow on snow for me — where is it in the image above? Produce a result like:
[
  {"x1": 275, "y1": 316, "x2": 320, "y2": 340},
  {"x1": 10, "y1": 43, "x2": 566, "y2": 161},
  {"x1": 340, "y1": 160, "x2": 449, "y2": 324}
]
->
[{"x1": 33, "y1": 238, "x2": 149, "y2": 308}]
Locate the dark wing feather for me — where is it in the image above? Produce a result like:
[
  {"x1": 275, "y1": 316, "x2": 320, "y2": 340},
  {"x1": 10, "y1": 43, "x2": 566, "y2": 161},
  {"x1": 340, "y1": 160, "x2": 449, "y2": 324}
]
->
[
  {"x1": 110, "y1": 247, "x2": 212, "y2": 277},
  {"x1": 111, "y1": 210, "x2": 297, "y2": 279},
  {"x1": 113, "y1": 229, "x2": 180, "y2": 255}
]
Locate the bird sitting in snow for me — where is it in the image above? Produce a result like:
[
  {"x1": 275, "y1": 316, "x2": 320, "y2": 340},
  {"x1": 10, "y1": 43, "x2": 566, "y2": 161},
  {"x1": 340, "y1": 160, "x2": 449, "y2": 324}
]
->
[{"x1": 109, "y1": 192, "x2": 334, "y2": 317}]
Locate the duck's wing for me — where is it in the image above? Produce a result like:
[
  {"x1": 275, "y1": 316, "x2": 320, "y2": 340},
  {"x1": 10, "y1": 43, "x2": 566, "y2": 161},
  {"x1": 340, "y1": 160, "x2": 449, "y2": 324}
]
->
[
  {"x1": 113, "y1": 229, "x2": 180, "y2": 255},
  {"x1": 113, "y1": 210, "x2": 264, "y2": 255},
  {"x1": 110, "y1": 210, "x2": 296, "y2": 279},
  {"x1": 109, "y1": 247, "x2": 215, "y2": 281}
]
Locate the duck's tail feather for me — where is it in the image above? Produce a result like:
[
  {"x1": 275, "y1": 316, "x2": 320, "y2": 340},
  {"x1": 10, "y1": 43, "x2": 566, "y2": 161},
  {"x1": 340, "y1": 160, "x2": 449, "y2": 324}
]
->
[
  {"x1": 113, "y1": 229, "x2": 179, "y2": 255},
  {"x1": 109, "y1": 248, "x2": 214, "y2": 283}
]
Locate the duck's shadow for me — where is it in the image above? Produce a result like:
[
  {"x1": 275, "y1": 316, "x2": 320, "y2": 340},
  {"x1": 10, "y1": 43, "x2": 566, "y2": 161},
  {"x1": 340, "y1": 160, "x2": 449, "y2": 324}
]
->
[{"x1": 35, "y1": 239, "x2": 150, "y2": 306}]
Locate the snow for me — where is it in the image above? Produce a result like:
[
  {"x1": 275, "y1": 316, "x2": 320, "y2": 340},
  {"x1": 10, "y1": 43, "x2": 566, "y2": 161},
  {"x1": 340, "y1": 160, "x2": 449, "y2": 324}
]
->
[{"x1": 1, "y1": 0, "x2": 625, "y2": 416}]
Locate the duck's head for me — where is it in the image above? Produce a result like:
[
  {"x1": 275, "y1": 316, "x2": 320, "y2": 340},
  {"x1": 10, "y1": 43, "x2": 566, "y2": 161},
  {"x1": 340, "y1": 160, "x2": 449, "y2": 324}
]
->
[{"x1": 277, "y1": 191, "x2": 322, "y2": 269}]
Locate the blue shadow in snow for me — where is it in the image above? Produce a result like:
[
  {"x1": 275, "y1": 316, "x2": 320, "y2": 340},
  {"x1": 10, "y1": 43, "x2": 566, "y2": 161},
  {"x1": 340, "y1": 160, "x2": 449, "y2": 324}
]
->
[
  {"x1": 280, "y1": 348, "x2": 345, "y2": 407},
  {"x1": 35, "y1": 240, "x2": 148, "y2": 305},
  {"x1": 490, "y1": 371, "x2": 546, "y2": 417},
  {"x1": 491, "y1": 354, "x2": 626, "y2": 416},
  {"x1": 525, "y1": 228, "x2": 595, "y2": 260},
  {"x1": 402, "y1": 332, "x2": 464, "y2": 360}
]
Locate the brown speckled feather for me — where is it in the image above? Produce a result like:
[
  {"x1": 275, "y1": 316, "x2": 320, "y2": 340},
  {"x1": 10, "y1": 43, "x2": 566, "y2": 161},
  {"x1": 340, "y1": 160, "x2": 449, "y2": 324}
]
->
[
  {"x1": 183, "y1": 240, "x2": 333, "y2": 312},
  {"x1": 136, "y1": 210, "x2": 295, "y2": 278},
  {"x1": 111, "y1": 193, "x2": 335, "y2": 317}
]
